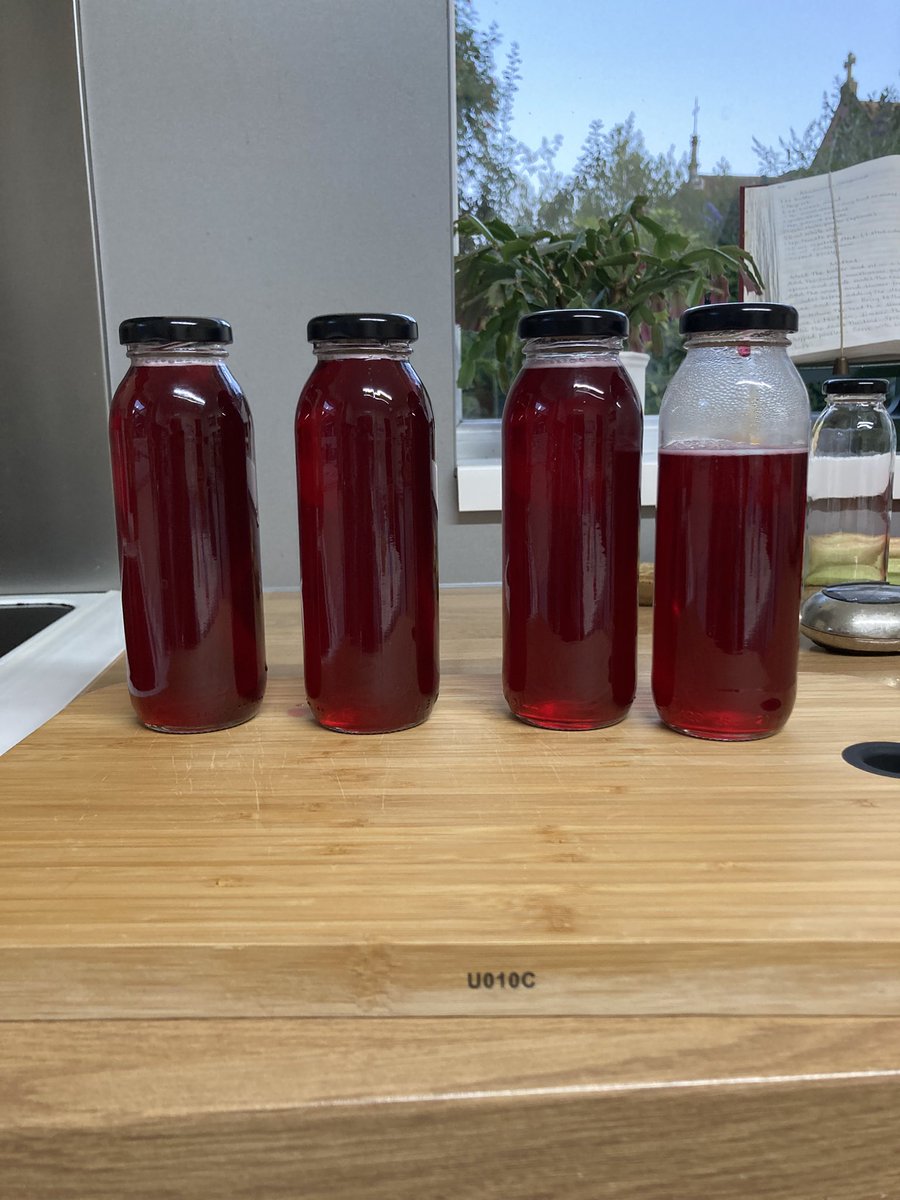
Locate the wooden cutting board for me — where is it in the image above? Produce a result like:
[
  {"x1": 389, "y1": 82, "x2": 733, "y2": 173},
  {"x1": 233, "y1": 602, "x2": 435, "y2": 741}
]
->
[{"x1": 3, "y1": 590, "x2": 900, "y2": 1019}]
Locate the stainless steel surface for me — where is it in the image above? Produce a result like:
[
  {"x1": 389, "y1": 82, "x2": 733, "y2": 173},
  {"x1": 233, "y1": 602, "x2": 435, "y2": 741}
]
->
[
  {"x1": 0, "y1": 1, "x2": 117, "y2": 593},
  {"x1": 800, "y1": 583, "x2": 900, "y2": 653}
]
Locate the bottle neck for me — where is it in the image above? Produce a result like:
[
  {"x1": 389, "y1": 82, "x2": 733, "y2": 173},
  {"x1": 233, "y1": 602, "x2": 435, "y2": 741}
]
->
[
  {"x1": 313, "y1": 340, "x2": 413, "y2": 361},
  {"x1": 827, "y1": 397, "x2": 887, "y2": 407},
  {"x1": 126, "y1": 341, "x2": 230, "y2": 365},
  {"x1": 522, "y1": 335, "x2": 624, "y2": 363},
  {"x1": 684, "y1": 331, "x2": 791, "y2": 351}
]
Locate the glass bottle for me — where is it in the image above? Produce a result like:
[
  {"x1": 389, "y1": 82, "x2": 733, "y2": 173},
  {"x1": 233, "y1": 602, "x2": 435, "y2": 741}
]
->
[
  {"x1": 805, "y1": 377, "x2": 895, "y2": 587},
  {"x1": 295, "y1": 313, "x2": 439, "y2": 733},
  {"x1": 652, "y1": 303, "x2": 809, "y2": 741},
  {"x1": 502, "y1": 309, "x2": 642, "y2": 730},
  {"x1": 108, "y1": 316, "x2": 267, "y2": 732}
]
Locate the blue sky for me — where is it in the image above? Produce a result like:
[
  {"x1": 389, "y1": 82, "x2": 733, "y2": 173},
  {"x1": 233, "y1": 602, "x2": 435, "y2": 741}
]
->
[{"x1": 471, "y1": 0, "x2": 900, "y2": 176}]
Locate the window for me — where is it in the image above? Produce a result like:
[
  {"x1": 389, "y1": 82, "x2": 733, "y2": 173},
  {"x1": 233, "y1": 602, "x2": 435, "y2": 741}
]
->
[{"x1": 452, "y1": 0, "x2": 900, "y2": 511}]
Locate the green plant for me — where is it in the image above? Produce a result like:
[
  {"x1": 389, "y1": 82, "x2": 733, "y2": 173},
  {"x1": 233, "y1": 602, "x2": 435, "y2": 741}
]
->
[{"x1": 455, "y1": 196, "x2": 764, "y2": 395}]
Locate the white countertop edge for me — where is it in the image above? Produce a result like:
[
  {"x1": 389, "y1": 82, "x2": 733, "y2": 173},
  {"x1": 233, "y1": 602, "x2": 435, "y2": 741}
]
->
[{"x1": 0, "y1": 591, "x2": 125, "y2": 756}]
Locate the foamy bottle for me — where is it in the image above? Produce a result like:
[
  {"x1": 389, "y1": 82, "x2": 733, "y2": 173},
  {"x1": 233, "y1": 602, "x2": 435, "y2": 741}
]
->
[{"x1": 651, "y1": 303, "x2": 809, "y2": 741}]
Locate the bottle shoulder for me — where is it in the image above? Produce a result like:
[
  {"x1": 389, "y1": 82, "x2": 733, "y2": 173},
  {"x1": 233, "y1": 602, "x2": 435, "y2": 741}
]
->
[
  {"x1": 660, "y1": 346, "x2": 809, "y2": 447},
  {"x1": 111, "y1": 363, "x2": 250, "y2": 425},
  {"x1": 811, "y1": 402, "x2": 896, "y2": 456},
  {"x1": 813, "y1": 400, "x2": 894, "y2": 430},
  {"x1": 296, "y1": 358, "x2": 432, "y2": 420},
  {"x1": 504, "y1": 361, "x2": 641, "y2": 420}
]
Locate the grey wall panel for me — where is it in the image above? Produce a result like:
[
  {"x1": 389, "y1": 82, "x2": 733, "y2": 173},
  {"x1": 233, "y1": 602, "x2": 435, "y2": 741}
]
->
[
  {"x1": 79, "y1": 0, "x2": 500, "y2": 587},
  {"x1": 0, "y1": 1, "x2": 117, "y2": 594}
]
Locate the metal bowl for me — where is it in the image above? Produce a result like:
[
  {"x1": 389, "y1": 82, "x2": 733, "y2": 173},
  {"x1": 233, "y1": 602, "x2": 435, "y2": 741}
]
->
[{"x1": 800, "y1": 582, "x2": 900, "y2": 654}]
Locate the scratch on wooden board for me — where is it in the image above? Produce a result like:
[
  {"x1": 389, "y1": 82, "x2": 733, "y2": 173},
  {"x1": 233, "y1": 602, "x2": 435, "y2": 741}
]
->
[
  {"x1": 241, "y1": 724, "x2": 268, "y2": 823},
  {"x1": 492, "y1": 747, "x2": 519, "y2": 783},
  {"x1": 304, "y1": 1069, "x2": 900, "y2": 1111},
  {"x1": 379, "y1": 753, "x2": 394, "y2": 812}
]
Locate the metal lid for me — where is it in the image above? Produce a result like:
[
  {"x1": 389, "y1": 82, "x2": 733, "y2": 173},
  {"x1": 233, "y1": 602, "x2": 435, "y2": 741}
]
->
[
  {"x1": 306, "y1": 313, "x2": 418, "y2": 342},
  {"x1": 800, "y1": 583, "x2": 900, "y2": 654},
  {"x1": 517, "y1": 309, "x2": 628, "y2": 339},
  {"x1": 823, "y1": 377, "x2": 890, "y2": 397},
  {"x1": 680, "y1": 302, "x2": 799, "y2": 335},
  {"x1": 119, "y1": 316, "x2": 232, "y2": 345}
]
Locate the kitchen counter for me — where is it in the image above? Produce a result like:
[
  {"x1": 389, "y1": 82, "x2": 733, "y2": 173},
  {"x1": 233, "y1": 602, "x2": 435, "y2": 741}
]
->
[{"x1": 3, "y1": 590, "x2": 900, "y2": 1197}]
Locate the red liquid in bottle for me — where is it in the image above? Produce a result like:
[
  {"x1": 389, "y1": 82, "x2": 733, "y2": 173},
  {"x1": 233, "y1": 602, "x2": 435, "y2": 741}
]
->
[
  {"x1": 502, "y1": 361, "x2": 642, "y2": 729},
  {"x1": 652, "y1": 446, "x2": 807, "y2": 740},
  {"x1": 109, "y1": 361, "x2": 267, "y2": 731},
  {"x1": 296, "y1": 356, "x2": 439, "y2": 733}
]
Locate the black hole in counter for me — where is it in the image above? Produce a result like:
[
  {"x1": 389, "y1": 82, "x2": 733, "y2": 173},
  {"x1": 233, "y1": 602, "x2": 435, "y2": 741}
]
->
[
  {"x1": 842, "y1": 742, "x2": 900, "y2": 779},
  {"x1": 0, "y1": 604, "x2": 74, "y2": 659}
]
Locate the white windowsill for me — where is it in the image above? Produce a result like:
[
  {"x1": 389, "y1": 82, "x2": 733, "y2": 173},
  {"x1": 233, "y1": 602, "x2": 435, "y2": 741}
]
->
[
  {"x1": 456, "y1": 416, "x2": 900, "y2": 512},
  {"x1": 457, "y1": 416, "x2": 660, "y2": 512}
]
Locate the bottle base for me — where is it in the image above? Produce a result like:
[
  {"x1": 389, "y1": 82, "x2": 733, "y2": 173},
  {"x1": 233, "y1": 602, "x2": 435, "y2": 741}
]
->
[
  {"x1": 510, "y1": 708, "x2": 630, "y2": 732},
  {"x1": 660, "y1": 719, "x2": 784, "y2": 742},
  {"x1": 315, "y1": 713, "x2": 432, "y2": 735},
  {"x1": 141, "y1": 707, "x2": 262, "y2": 735}
]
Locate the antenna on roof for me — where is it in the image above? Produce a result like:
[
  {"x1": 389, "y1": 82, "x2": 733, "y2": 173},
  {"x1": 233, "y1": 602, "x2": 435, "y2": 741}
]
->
[{"x1": 689, "y1": 98, "x2": 700, "y2": 185}]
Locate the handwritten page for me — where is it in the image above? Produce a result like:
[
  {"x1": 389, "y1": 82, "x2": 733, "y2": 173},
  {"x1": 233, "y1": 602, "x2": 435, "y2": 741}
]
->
[{"x1": 744, "y1": 156, "x2": 900, "y2": 363}]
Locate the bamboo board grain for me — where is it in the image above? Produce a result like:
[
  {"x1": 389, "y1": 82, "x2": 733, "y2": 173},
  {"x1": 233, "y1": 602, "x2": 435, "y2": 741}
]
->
[
  {"x1": 4, "y1": 1016, "x2": 900, "y2": 1199},
  {"x1": 3, "y1": 589, "x2": 900, "y2": 1018}
]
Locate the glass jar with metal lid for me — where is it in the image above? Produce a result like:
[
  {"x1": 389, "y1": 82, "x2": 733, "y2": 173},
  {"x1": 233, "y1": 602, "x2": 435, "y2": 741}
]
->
[
  {"x1": 651, "y1": 302, "x2": 809, "y2": 741},
  {"x1": 109, "y1": 316, "x2": 267, "y2": 732},
  {"x1": 805, "y1": 377, "x2": 896, "y2": 588},
  {"x1": 502, "y1": 308, "x2": 642, "y2": 730},
  {"x1": 295, "y1": 312, "x2": 439, "y2": 734}
]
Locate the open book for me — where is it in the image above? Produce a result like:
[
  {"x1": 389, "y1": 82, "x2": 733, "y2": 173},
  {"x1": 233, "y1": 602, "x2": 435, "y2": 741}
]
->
[{"x1": 742, "y1": 156, "x2": 900, "y2": 364}]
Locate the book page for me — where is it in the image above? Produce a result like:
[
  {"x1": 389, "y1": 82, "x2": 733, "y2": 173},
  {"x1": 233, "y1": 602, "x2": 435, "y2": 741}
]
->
[{"x1": 744, "y1": 156, "x2": 900, "y2": 362}]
